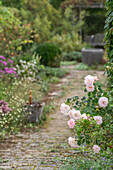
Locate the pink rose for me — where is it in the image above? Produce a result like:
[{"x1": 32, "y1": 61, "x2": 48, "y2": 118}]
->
[
  {"x1": 86, "y1": 84, "x2": 94, "y2": 92},
  {"x1": 68, "y1": 119, "x2": 75, "y2": 129},
  {"x1": 69, "y1": 109, "x2": 75, "y2": 118},
  {"x1": 99, "y1": 97, "x2": 108, "y2": 108},
  {"x1": 94, "y1": 76, "x2": 98, "y2": 81},
  {"x1": 94, "y1": 116, "x2": 102, "y2": 125},
  {"x1": 93, "y1": 145, "x2": 100, "y2": 153}
]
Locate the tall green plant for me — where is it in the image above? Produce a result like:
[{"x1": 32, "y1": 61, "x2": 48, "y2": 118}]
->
[{"x1": 104, "y1": 0, "x2": 113, "y2": 92}]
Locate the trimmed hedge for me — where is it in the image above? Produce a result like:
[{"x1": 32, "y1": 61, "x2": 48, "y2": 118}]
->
[{"x1": 34, "y1": 43, "x2": 62, "y2": 67}]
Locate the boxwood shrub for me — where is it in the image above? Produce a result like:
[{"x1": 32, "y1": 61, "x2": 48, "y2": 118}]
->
[{"x1": 34, "y1": 43, "x2": 62, "y2": 67}]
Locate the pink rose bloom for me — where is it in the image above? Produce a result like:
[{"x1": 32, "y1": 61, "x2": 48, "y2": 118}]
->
[
  {"x1": 94, "y1": 76, "x2": 98, "y2": 81},
  {"x1": 68, "y1": 119, "x2": 75, "y2": 129},
  {"x1": 99, "y1": 97, "x2": 108, "y2": 108},
  {"x1": 9, "y1": 41, "x2": 12, "y2": 44},
  {"x1": 72, "y1": 110, "x2": 81, "y2": 120},
  {"x1": 60, "y1": 103, "x2": 70, "y2": 116},
  {"x1": 93, "y1": 145, "x2": 100, "y2": 153},
  {"x1": 69, "y1": 109, "x2": 75, "y2": 118},
  {"x1": 86, "y1": 84, "x2": 94, "y2": 92},
  {"x1": 94, "y1": 116, "x2": 102, "y2": 125},
  {"x1": 68, "y1": 137, "x2": 79, "y2": 148},
  {"x1": 81, "y1": 113, "x2": 88, "y2": 120},
  {"x1": 84, "y1": 75, "x2": 94, "y2": 86}
]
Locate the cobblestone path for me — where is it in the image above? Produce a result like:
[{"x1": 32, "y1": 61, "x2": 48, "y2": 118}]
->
[{"x1": 0, "y1": 66, "x2": 106, "y2": 170}]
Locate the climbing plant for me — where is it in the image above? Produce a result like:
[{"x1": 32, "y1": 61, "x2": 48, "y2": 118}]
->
[{"x1": 104, "y1": 0, "x2": 113, "y2": 92}]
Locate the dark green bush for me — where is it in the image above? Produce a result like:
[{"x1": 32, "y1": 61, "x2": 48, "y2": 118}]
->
[
  {"x1": 84, "y1": 9, "x2": 106, "y2": 35},
  {"x1": 34, "y1": 43, "x2": 62, "y2": 67},
  {"x1": 62, "y1": 51, "x2": 82, "y2": 62}
]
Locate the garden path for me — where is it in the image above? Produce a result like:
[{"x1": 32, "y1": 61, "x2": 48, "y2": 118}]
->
[{"x1": 0, "y1": 66, "x2": 106, "y2": 170}]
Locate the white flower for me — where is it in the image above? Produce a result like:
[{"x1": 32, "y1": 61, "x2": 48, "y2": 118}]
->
[
  {"x1": 93, "y1": 145, "x2": 100, "y2": 153},
  {"x1": 94, "y1": 116, "x2": 102, "y2": 125},
  {"x1": 68, "y1": 137, "x2": 79, "y2": 148},
  {"x1": 60, "y1": 103, "x2": 70, "y2": 116},
  {"x1": 99, "y1": 97, "x2": 108, "y2": 108},
  {"x1": 84, "y1": 75, "x2": 94, "y2": 86},
  {"x1": 72, "y1": 110, "x2": 81, "y2": 120},
  {"x1": 0, "y1": 109, "x2": 2, "y2": 113},
  {"x1": 81, "y1": 113, "x2": 88, "y2": 120}
]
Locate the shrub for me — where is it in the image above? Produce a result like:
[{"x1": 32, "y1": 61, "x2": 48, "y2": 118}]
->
[
  {"x1": 50, "y1": 32, "x2": 84, "y2": 53},
  {"x1": 60, "y1": 75, "x2": 113, "y2": 152},
  {"x1": 62, "y1": 51, "x2": 82, "y2": 62},
  {"x1": 34, "y1": 43, "x2": 62, "y2": 67},
  {"x1": 15, "y1": 54, "x2": 43, "y2": 80},
  {"x1": 0, "y1": 6, "x2": 38, "y2": 60}
]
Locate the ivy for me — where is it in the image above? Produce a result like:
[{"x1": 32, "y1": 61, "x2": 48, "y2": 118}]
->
[{"x1": 104, "y1": 0, "x2": 113, "y2": 92}]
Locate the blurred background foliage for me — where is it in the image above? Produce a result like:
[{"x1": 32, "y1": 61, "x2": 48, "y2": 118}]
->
[{"x1": 0, "y1": 0, "x2": 106, "y2": 59}]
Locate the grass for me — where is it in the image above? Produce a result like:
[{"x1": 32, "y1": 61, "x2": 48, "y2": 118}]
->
[
  {"x1": 55, "y1": 148, "x2": 113, "y2": 170},
  {"x1": 61, "y1": 61, "x2": 77, "y2": 66},
  {"x1": 40, "y1": 67, "x2": 69, "y2": 79},
  {"x1": 74, "y1": 63, "x2": 89, "y2": 70},
  {"x1": 74, "y1": 63, "x2": 105, "y2": 71}
]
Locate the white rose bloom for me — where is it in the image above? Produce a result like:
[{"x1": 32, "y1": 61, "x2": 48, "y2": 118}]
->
[
  {"x1": 72, "y1": 110, "x2": 81, "y2": 120},
  {"x1": 94, "y1": 116, "x2": 102, "y2": 125},
  {"x1": 99, "y1": 97, "x2": 108, "y2": 108},
  {"x1": 60, "y1": 103, "x2": 70, "y2": 116},
  {"x1": 81, "y1": 113, "x2": 88, "y2": 120},
  {"x1": 68, "y1": 137, "x2": 79, "y2": 148},
  {"x1": 84, "y1": 75, "x2": 94, "y2": 86},
  {"x1": 93, "y1": 145, "x2": 100, "y2": 153}
]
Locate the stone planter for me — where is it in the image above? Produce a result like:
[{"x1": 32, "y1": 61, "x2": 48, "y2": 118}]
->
[
  {"x1": 81, "y1": 48, "x2": 104, "y2": 66},
  {"x1": 24, "y1": 101, "x2": 45, "y2": 123}
]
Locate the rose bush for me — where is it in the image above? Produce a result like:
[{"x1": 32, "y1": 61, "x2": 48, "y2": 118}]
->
[{"x1": 60, "y1": 75, "x2": 113, "y2": 153}]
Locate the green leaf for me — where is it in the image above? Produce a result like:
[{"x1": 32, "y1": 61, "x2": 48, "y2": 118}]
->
[
  {"x1": 77, "y1": 140, "x2": 81, "y2": 146},
  {"x1": 84, "y1": 88, "x2": 87, "y2": 92}
]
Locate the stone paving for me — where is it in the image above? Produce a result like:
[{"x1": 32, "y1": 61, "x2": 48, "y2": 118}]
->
[{"x1": 0, "y1": 66, "x2": 106, "y2": 170}]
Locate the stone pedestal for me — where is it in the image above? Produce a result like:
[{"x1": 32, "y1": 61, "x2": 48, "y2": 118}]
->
[
  {"x1": 81, "y1": 48, "x2": 104, "y2": 66},
  {"x1": 24, "y1": 101, "x2": 45, "y2": 123}
]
